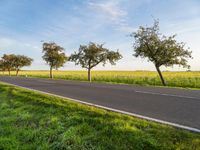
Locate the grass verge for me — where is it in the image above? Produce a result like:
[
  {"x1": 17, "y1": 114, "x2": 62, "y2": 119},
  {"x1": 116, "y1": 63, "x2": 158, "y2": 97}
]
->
[{"x1": 0, "y1": 82, "x2": 200, "y2": 150}]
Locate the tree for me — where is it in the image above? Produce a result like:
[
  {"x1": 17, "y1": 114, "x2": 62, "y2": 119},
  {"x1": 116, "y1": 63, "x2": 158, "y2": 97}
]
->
[
  {"x1": 69, "y1": 42, "x2": 122, "y2": 82},
  {"x1": 0, "y1": 59, "x2": 6, "y2": 74},
  {"x1": 131, "y1": 20, "x2": 192, "y2": 86},
  {"x1": 1, "y1": 54, "x2": 15, "y2": 76},
  {"x1": 13, "y1": 55, "x2": 33, "y2": 76},
  {"x1": 42, "y1": 42, "x2": 68, "y2": 79}
]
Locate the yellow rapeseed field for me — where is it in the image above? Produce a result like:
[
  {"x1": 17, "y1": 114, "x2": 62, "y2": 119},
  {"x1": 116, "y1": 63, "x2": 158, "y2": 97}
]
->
[{"x1": 1, "y1": 70, "x2": 200, "y2": 89}]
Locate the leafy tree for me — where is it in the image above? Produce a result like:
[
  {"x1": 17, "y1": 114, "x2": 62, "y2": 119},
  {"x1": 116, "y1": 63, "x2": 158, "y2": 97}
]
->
[
  {"x1": 70, "y1": 42, "x2": 122, "y2": 82},
  {"x1": 0, "y1": 59, "x2": 6, "y2": 74},
  {"x1": 42, "y1": 42, "x2": 68, "y2": 79},
  {"x1": 1, "y1": 54, "x2": 15, "y2": 76},
  {"x1": 131, "y1": 20, "x2": 192, "y2": 86},
  {"x1": 13, "y1": 55, "x2": 33, "y2": 76}
]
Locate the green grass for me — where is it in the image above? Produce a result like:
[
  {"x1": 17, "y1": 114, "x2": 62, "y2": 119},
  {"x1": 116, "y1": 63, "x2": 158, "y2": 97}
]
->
[
  {"x1": 1, "y1": 70, "x2": 200, "y2": 89},
  {"x1": 0, "y1": 82, "x2": 200, "y2": 150}
]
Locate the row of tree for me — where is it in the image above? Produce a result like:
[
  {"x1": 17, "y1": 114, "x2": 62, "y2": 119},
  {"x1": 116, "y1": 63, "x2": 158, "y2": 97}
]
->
[
  {"x1": 0, "y1": 21, "x2": 192, "y2": 86},
  {"x1": 0, "y1": 54, "x2": 33, "y2": 76},
  {"x1": 42, "y1": 42, "x2": 122, "y2": 80}
]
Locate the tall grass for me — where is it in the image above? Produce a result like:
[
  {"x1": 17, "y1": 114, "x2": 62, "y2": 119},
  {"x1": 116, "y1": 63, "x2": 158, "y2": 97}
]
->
[{"x1": 1, "y1": 70, "x2": 200, "y2": 89}]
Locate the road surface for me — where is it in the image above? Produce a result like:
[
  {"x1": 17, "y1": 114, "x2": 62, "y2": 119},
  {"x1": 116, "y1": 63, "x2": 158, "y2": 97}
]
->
[{"x1": 0, "y1": 76, "x2": 200, "y2": 131}]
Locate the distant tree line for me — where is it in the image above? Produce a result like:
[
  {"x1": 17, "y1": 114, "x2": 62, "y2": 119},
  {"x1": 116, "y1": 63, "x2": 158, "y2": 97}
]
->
[{"x1": 0, "y1": 20, "x2": 193, "y2": 86}]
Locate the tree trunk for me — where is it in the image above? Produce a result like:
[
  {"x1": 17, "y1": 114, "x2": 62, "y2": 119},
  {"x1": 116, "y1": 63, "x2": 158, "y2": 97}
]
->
[
  {"x1": 16, "y1": 69, "x2": 19, "y2": 76},
  {"x1": 8, "y1": 69, "x2": 11, "y2": 76},
  {"x1": 88, "y1": 68, "x2": 91, "y2": 82},
  {"x1": 156, "y1": 66, "x2": 166, "y2": 86},
  {"x1": 50, "y1": 66, "x2": 53, "y2": 79}
]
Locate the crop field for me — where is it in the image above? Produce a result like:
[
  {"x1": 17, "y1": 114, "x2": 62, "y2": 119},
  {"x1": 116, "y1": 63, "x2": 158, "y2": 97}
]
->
[{"x1": 1, "y1": 70, "x2": 200, "y2": 89}]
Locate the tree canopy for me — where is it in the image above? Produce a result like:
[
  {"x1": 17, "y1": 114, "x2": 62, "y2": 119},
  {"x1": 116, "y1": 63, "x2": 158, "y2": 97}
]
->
[
  {"x1": 0, "y1": 60, "x2": 5, "y2": 72},
  {"x1": 131, "y1": 20, "x2": 192, "y2": 86},
  {"x1": 70, "y1": 42, "x2": 122, "y2": 81},
  {"x1": 12, "y1": 55, "x2": 33, "y2": 76},
  {"x1": 42, "y1": 42, "x2": 68, "y2": 78},
  {"x1": 0, "y1": 54, "x2": 33, "y2": 76},
  {"x1": 1, "y1": 54, "x2": 15, "y2": 75}
]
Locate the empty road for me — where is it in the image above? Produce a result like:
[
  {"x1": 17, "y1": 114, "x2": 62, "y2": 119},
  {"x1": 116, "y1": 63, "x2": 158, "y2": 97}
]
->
[{"x1": 0, "y1": 76, "x2": 200, "y2": 131}]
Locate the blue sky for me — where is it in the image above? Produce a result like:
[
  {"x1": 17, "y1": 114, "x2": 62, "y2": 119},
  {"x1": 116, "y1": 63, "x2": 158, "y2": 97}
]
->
[{"x1": 0, "y1": 0, "x2": 200, "y2": 71}]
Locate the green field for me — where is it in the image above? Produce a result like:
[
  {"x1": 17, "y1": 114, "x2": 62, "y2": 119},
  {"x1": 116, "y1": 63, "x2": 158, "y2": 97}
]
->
[
  {"x1": 1, "y1": 70, "x2": 200, "y2": 89},
  {"x1": 0, "y1": 82, "x2": 200, "y2": 150}
]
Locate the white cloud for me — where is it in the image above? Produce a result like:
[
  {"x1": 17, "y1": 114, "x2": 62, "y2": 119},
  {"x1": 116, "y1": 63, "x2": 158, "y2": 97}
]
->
[
  {"x1": 88, "y1": 1, "x2": 127, "y2": 21},
  {"x1": 163, "y1": 18, "x2": 200, "y2": 35},
  {"x1": 88, "y1": 0, "x2": 135, "y2": 33},
  {"x1": 1, "y1": 0, "x2": 199, "y2": 71}
]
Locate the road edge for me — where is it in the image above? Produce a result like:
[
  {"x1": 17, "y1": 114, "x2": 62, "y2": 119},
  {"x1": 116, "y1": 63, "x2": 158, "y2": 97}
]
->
[{"x1": 1, "y1": 81, "x2": 200, "y2": 134}]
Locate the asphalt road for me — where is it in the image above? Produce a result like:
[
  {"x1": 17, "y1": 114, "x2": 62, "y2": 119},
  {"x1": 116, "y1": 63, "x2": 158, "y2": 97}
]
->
[{"x1": 0, "y1": 76, "x2": 200, "y2": 131}]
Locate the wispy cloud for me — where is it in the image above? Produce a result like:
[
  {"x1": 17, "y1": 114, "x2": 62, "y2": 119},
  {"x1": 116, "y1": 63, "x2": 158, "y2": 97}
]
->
[
  {"x1": 0, "y1": 0, "x2": 200, "y2": 70},
  {"x1": 88, "y1": 1, "x2": 127, "y2": 21},
  {"x1": 163, "y1": 18, "x2": 200, "y2": 35},
  {"x1": 88, "y1": 0, "x2": 135, "y2": 33}
]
